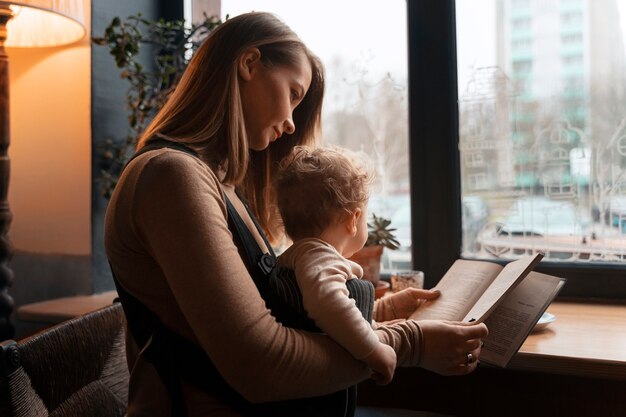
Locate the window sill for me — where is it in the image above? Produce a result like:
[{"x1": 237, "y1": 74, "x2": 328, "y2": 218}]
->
[
  {"x1": 16, "y1": 291, "x2": 118, "y2": 325},
  {"x1": 508, "y1": 300, "x2": 626, "y2": 380}
]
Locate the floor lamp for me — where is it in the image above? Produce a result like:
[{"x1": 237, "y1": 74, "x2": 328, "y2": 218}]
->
[{"x1": 0, "y1": 0, "x2": 85, "y2": 339}]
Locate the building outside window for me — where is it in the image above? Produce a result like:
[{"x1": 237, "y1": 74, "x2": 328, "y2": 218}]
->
[
  {"x1": 456, "y1": 0, "x2": 626, "y2": 265},
  {"x1": 408, "y1": 1, "x2": 626, "y2": 297}
]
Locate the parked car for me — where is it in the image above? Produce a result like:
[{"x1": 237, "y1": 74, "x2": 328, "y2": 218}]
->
[
  {"x1": 476, "y1": 196, "x2": 591, "y2": 260},
  {"x1": 592, "y1": 195, "x2": 626, "y2": 234}
]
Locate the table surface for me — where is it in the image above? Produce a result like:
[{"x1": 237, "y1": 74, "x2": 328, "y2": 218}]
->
[{"x1": 509, "y1": 300, "x2": 626, "y2": 379}]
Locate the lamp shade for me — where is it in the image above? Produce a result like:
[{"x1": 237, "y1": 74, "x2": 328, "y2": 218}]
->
[{"x1": 0, "y1": 0, "x2": 85, "y2": 47}]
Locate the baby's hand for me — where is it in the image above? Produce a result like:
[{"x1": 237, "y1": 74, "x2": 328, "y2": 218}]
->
[{"x1": 364, "y1": 343, "x2": 397, "y2": 385}]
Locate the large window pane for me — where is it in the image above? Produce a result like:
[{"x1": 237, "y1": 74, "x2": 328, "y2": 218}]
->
[
  {"x1": 457, "y1": 0, "x2": 626, "y2": 263},
  {"x1": 221, "y1": 1, "x2": 409, "y2": 268}
]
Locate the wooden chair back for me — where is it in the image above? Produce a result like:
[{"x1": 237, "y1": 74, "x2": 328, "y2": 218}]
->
[{"x1": 0, "y1": 303, "x2": 128, "y2": 416}]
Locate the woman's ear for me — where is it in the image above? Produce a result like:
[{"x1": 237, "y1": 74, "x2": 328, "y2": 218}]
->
[{"x1": 238, "y1": 47, "x2": 262, "y2": 81}]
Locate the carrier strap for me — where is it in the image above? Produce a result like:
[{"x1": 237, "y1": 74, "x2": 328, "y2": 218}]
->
[{"x1": 109, "y1": 138, "x2": 370, "y2": 417}]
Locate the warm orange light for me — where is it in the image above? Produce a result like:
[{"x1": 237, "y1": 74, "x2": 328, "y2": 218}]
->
[{"x1": 0, "y1": 0, "x2": 85, "y2": 47}]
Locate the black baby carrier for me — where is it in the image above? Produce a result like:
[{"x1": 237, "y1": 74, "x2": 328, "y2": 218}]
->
[{"x1": 109, "y1": 138, "x2": 375, "y2": 417}]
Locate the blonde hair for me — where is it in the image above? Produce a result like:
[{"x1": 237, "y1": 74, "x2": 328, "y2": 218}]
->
[
  {"x1": 275, "y1": 146, "x2": 374, "y2": 240},
  {"x1": 138, "y1": 12, "x2": 325, "y2": 242}
]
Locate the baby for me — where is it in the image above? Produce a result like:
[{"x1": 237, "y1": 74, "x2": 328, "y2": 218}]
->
[{"x1": 275, "y1": 145, "x2": 396, "y2": 385}]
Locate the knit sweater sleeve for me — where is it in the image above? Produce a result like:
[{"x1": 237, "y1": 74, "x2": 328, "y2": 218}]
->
[
  {"x1": 375, "y1": 320, "x2": 424, "y2": 367},
  {"x1": 109, "y1": 150, "x2": 371, "y2": 403},
  {"x1": 279, "y1": 239, "x2": 382, "y2": 360}
]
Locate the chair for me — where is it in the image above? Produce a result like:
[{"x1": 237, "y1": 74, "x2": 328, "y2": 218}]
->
[{"x1": 0, "y1": 303, "x2": 128, "y2": 417}]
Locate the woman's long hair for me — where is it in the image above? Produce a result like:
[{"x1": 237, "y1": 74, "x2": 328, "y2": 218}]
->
[{"x1": 139, "y1": 12, "x2": 325, "y2": 242}]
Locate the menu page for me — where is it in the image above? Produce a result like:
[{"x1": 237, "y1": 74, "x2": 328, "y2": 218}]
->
[
  {"x1": 410, "y1": 259, "x2": 503, "y2": 321},
  {"x1": 480, "y1": 271, "x2": 565, "y2": 367}
]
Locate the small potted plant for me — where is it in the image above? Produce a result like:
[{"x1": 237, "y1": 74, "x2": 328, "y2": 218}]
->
[{"x1": 349, "y1": 213, "x2": 400, "y2": 288}]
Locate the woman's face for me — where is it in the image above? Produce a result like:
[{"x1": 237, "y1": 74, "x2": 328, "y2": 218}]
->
[{"x1": 239, "y1": 48, "x2": 313, "y2": 151}]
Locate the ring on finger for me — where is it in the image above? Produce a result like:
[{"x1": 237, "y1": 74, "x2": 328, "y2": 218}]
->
[{"x1": 465, "y1": 352, "x2": 474, "y2": 366}]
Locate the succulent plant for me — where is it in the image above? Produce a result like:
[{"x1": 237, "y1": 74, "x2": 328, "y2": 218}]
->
[{"x1": 366, "y1": 213, "x2": 400, "y2": 250}]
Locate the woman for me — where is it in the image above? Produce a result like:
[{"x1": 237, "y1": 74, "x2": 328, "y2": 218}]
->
[{"x1": 104, "y1": 11, "x2": 488, "y2": 417}]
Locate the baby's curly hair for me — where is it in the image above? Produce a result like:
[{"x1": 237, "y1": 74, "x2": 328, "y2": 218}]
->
[{"x1": 275, "y1": 146, "x2": 374, "y2": 240}]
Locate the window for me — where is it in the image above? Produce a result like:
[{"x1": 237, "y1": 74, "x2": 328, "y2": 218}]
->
[
  {"x1": 561, "y1": 11, "x2": 583, "y2": 26},
  {"x1": 221, "y1": 1, "x2": 410, "y2": 268},
  {"x1": 561, "y1": 33, "x2": 583, "y2": 45},
  {"x1": 512, "y1": 59, "x2": 533, "y2": 73},
  {"x1": 563, "y1": 75, "x2": 584, "y2": 90},
  {"x1": 512, "y1": 17, "x2": 532, "y2": 31},
  {"x1": 468, "y1": 173, "x2": 488, "y2": 190},
  {"x1": 512, "y1": 38, "x2": 532, "y2": 49},
  {"x1": 466, "y1": 152, "x2": 485, "y2": 168},
  {"x1": 562, "y1": 54, "x2": 583, "y2": 65},
  {"x1": 512, "y1": 0, "x2": 530, "y2": 9},
  {"x1": 408, "y1": 1, "x2": 626, "y2": 298}
]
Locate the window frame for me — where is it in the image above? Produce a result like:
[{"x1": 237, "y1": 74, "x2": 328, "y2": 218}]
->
[{"x1": 407, "y1": 0, "x2": 626, "y2": 299}]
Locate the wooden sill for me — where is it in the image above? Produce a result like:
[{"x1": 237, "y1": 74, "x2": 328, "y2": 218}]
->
[
  {"x1": 16, "y1": 294, "x2": 626, "y2": 380},
  {"x1": 508, "y1": 300, "x2": 626, "y2": 380},
  {"x1": 16, "y1": 290, "x2": 118, "y2": 324}
]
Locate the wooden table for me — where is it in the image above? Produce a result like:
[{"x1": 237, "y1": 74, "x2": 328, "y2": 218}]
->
[
  {"x1": 358, "y1": 300, "x2": 626, "y2": 417},
  {"x1": 511, "y1": 301, "x2": 626, "y2": 379}
]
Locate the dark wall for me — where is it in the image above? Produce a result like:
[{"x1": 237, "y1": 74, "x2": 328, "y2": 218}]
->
[
  {"x1": 359, "y1": 366, "x2": 626, "y2": 417},
  {"x1": 91, "y1": 0, "x2": 183, "y2": 293}
]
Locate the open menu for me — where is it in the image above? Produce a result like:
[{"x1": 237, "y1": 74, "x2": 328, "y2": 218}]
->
[{"x1": 409, "y1": 253, "x2": 565, "y2": 367}]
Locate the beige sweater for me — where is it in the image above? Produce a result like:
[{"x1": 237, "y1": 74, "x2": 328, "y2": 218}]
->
[
  {"x1": 104, "y1": 147, "x2": 423, "y2": 416},
  {"x1": 277, "y1": 238, "x2": 380, "y2": 360}
]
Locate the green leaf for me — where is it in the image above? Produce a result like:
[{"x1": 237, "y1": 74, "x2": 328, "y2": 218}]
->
[{"x1": 92, "y1": 13, "x2": 222, "y2": 199}]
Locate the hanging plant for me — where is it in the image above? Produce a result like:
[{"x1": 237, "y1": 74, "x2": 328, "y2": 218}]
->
[{"x1": 92, "y1": 13, "x2": 222, "y2": 198}]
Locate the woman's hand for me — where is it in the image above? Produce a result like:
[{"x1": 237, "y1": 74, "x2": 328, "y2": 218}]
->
[
  {"x1": 418, "y1": 320, "x2": 488, "y2": 375},
  {"x1": 375, "y1": 288, "x2": 441, "y2": 322}
]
